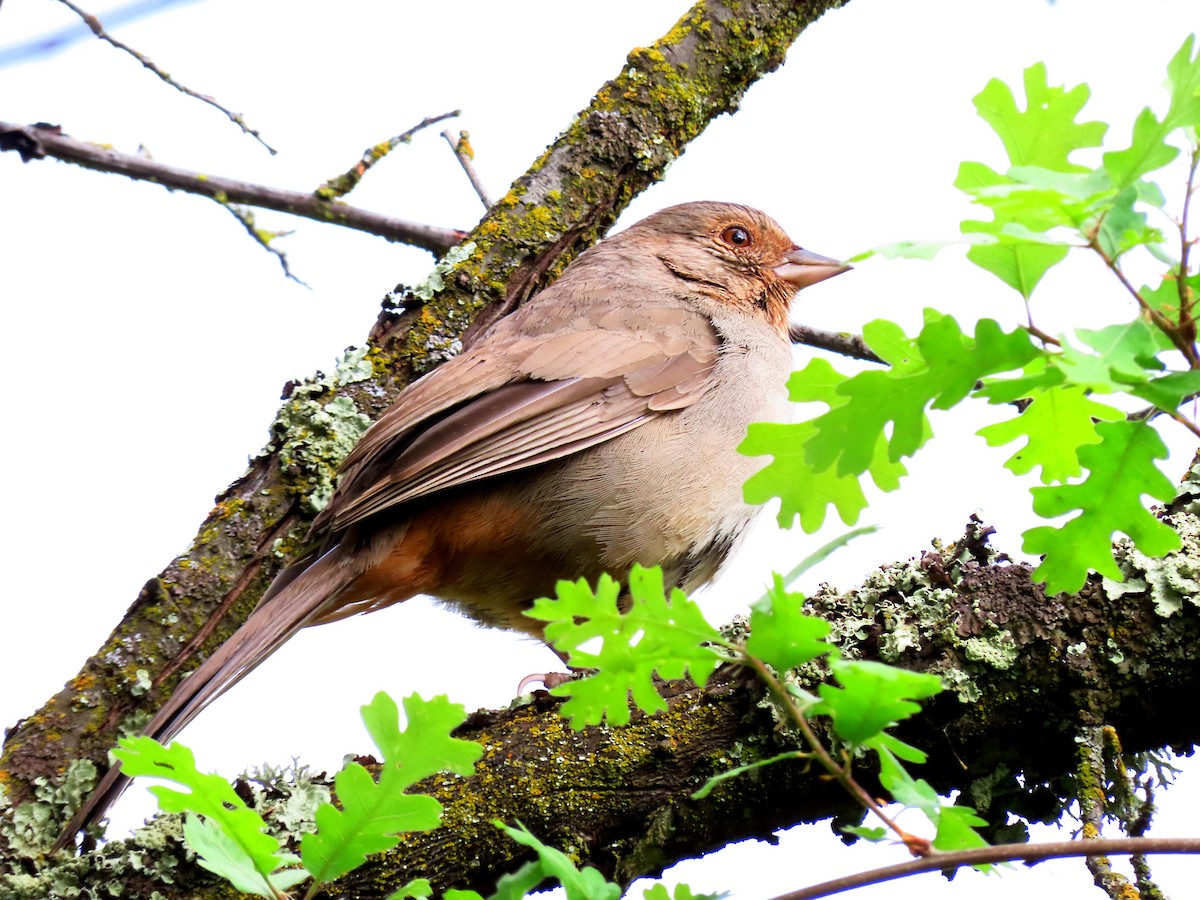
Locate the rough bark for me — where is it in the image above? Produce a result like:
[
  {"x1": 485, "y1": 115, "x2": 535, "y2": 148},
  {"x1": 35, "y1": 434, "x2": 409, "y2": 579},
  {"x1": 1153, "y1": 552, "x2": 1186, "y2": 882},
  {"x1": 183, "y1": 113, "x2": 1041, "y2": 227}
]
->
[
  {"x1": 0, "y1": 0, "x2": 849, "y2": 873},
  {"x1": 3, "y1": 523, "x2": 1200, "y2": 898}
]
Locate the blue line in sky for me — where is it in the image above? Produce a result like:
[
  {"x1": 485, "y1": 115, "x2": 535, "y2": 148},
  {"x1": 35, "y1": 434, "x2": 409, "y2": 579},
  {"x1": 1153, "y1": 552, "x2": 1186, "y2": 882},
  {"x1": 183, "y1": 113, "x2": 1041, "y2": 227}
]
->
[{"x1": 0, "y1": 0, "x2": 204, "y2": 68}]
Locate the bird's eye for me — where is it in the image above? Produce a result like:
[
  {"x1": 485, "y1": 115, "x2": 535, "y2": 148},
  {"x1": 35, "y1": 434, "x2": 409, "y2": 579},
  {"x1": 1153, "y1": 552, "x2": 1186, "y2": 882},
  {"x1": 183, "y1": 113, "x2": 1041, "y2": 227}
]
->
[{"x1": 721, "y1": 225, "x2": 753, "y2": 247}]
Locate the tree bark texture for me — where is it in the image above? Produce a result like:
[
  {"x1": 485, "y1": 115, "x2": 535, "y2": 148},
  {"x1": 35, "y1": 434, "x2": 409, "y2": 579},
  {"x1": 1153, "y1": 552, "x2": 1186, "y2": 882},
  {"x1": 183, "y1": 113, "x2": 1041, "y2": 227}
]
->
[
  {"x1": 3, "y1": 523, "x2": 1200, "y2": 898},
  {"x1": 0, "y1": 0, "x2": 849, "y2": 872}
]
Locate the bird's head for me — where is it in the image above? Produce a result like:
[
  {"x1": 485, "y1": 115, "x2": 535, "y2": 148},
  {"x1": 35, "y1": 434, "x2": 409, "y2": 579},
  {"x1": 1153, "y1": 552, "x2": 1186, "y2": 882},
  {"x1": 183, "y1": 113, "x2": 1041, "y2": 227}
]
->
[{"x1": 623, "y1": 201, "x2": 849, "y2": 336}]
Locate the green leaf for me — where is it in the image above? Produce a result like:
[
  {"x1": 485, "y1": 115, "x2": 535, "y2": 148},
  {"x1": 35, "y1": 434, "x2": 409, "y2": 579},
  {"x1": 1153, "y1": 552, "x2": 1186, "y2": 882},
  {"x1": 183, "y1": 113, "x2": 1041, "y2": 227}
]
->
[
  {"x1": 497, "y1": 821, "x2": 622, "y2": 900},
  {"x1": 642, "y1": 884, "x2": 728, "y2": 900},
  {"x1": 849, "y1": 240, "x2": 950, "y2": 262},
  {"x1": 525, "y1": 567, "x2": 723, "y2": 728},
  {"x1": 973, "y1": 63, "x2": 1106, "y2": 170},
  {"x1": 112, "y1": 738, "x2": 300, "y2": 890},
  {"x1": 301, "y1": 692, "x2": 479, "y2": 886},
  {"x1": 814, "y1": 660, "x2": 942, "y2": 747},
  {"x1": 1093, "y1": 185, "x2": 1166, "y2": 260},
  {"x1": 183, "y1": 815, "x2": 308, "y2": 898},
  {"x1": 387, "y1": 878, "x2": 434, "y2": 900},
  {"x1": 841, "y1": 824, "x2": 889, "y2": 842},
  {"x1": 741, "y1": 359, "x2": 905, "y2": 532},
  {"x1": 1069, "y1": 317, "x2": 1171, "y2": 382},
  {"x1": 868, "y1": 739, "x2": 989, "y2": 856},
  {"x1": 977, "y1": 386, "x2": 1124, "y2": 483},
  {"x1": 1128, "y1": 369, "x2": 1200, "y2": 412},
  {"x1": 691, "y1": 750, "x2": 805, "y2": 801},
  {"x1": 1104, "y1": 35, "x2": 1200, "y2": 188},
  {"x1": 772, "y1": 525, "x2": 879, "y2": 589},
  {"x1": 804, "y1": 313, "x2": 1040, "y2": 476},
  {"x1": 961, "y1": 222, "x2": 1071, "y2": 298},
  {"x1": 870, "y1": 737, "x2": 939, "y2": 810},
  {"x1": 744, "y1": 574, "x2": 833, "y2": 672},
  {"x1": 302, "y1": 762, "x2": 442, "y2": 884},
  {"x1": 1024, "y1": 419, "x2": 1182, "y2": 592},
  {"x1": 1140, "y1": 272, "x2": 1195, "y2": 324},
  {"x1": 361, "y1": 692, "x2": 482, "y2": 781},
  {"x1": 933, "y1": 804, "x2": 992, "y2": 854}
]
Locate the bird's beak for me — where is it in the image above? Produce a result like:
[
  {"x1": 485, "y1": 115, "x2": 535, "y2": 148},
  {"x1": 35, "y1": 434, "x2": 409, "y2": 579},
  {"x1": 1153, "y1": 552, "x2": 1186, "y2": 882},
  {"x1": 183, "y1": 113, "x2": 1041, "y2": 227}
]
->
[{"x1": 773, "y1": 246, "x2": 851, "y2": 289}]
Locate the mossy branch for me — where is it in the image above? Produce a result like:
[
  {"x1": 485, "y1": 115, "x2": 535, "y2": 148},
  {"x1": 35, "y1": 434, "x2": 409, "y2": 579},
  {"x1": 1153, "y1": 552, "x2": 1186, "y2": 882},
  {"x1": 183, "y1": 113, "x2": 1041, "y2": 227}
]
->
[{"x1": 6, "y1": 529, "x2": 1200, "y2": 896}]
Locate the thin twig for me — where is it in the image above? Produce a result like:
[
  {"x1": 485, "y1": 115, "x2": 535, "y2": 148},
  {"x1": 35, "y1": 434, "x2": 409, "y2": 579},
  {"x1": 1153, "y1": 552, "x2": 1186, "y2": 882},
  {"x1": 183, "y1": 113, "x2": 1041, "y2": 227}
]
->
[
  {"x1": 1176, "y1": 144, "x2": 1199, "y2": 346},
  {"x1": 1022, "y1": 321, "x2": 1062, "y2": 347},
  {"x1": 788, "y1": 324, "x2": 884, "y2": 364},
  {"x1": 742, "y1": 655, "x2": 929, "y2": 856},
  {"x1": 53, "y1": 0, "x2": 276, "y2": 154},
  {"x1": 0, "y1": 121, "x2": 467, "y2": 254},
  {"x1": 220, "y1": 204, "x2": 309, "y2": 287},
  {"x1": 1087, "y1": 230, "x2": 1200, "y2": 368},
  {"x1": 442, "y1": 128, "x2": 494, "y2": 209},
  {"x1": 770, "y1": 837, "x2": 1200, "y2": 900},
  {"x1": 316, "y1": 111, "x2": 461, "y2": 201}
]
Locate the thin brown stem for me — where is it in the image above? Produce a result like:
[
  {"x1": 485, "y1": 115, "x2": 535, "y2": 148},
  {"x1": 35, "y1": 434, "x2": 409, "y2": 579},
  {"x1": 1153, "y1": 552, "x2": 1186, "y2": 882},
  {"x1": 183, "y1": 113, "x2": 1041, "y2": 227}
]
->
[
  {"x1": 315, "y1": 111, "x2": 461, "y2": 201},
  {"x1": 1088, "y1": 234, "x2": 1200, "y2": 367},
  {"x1": 442, "y1": 128, "x2": 494, "y2": 209},
  {"x1": 1022, "y1": 322, "x2": 1062, "y2": 347},
  {"x1": 1177, "y1": 144, "x2": 1199, "y2": 343},
  {"x1": 53, "y1": 0, "x2": 276, "y2": 153},
  {"x1": 742, "y1": 655, "x2": 929, "y2": 855},
  {"x1": 1156, "y1": 406, "x2": 1200, "y2": 441},
  {"x1": 770, "y1": 837, "x2": 1200, "y2": 900},
  {"x1": 219, "y1": 204, "x2": 309, "y2": 287},
  {"x1": 0, "y1": 120, "x2": 466, "y2": 254}
]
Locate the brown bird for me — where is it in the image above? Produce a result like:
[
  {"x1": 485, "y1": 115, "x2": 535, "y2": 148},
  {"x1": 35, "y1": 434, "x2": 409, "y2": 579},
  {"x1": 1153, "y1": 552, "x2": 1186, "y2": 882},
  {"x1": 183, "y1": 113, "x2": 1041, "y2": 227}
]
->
[{"x1": 55, "y1": 201, "x2": 848, "y2": 848}]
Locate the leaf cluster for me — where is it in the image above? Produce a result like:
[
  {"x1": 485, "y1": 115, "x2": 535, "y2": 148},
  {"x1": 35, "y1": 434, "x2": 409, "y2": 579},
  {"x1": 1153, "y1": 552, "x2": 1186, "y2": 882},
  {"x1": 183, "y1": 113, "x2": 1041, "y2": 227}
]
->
[
  {"x1": 746, "y1": 36, "x2": 1200, "y2": 593},
  {"x1": 113, "y1": 692, "x2": 481, "y2": 899},
  {"x1": 528, "y1": 564, "x2": 985, "y2": 856}
]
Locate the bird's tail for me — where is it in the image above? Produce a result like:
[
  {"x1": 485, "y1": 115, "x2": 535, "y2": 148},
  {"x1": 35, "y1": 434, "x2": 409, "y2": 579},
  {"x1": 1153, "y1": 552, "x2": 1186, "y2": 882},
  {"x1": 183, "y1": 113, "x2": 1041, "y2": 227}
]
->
[{"x1": 52, "y1": 546, "x2": 351, "y2": 852}]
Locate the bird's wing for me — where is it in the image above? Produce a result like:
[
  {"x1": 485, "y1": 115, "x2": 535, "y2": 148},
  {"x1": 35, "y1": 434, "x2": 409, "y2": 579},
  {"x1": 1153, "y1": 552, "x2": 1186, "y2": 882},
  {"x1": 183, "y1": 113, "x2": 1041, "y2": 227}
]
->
[{"x1": 318, "y1": 304, "x2": 718, "y2": 533}]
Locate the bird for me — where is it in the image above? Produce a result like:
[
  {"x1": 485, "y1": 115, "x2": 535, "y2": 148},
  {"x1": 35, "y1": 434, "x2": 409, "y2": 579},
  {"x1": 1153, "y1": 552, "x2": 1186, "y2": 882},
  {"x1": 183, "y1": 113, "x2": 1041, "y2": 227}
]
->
[{"x1": 54, "y1": 200, "x2": 849, "y2": 849}]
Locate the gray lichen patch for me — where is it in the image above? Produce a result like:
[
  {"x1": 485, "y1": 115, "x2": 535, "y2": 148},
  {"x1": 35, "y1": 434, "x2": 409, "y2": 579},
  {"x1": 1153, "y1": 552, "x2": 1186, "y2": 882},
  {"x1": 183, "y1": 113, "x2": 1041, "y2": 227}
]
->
[
  {"x1": 267, "y1": 346, "x2": 376, "y2": 513},
  {"x1": 1104, "y1": 509, "x2": 1200, "y2": 617}
]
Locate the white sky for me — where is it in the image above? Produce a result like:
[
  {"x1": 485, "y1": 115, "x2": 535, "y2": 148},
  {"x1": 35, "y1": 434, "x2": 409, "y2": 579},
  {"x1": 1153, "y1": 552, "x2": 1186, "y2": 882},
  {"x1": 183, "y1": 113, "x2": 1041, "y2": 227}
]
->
[{"x1": 1, "y1": 0, "x2": 1198, "y2": 897}]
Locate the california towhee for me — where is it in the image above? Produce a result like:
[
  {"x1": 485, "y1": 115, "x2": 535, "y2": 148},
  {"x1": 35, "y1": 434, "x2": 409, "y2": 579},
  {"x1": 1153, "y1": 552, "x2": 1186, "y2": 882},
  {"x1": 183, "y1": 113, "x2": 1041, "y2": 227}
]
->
[{"x1": 56, "y1": 201, "x2": 847, "y2": 847}]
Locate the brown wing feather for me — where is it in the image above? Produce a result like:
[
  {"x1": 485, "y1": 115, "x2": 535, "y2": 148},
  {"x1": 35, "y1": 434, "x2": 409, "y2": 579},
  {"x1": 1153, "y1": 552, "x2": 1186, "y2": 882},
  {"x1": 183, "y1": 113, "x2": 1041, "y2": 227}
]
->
[{"x1": 316, "y1": 306, "x2": 720, "y2": 536}]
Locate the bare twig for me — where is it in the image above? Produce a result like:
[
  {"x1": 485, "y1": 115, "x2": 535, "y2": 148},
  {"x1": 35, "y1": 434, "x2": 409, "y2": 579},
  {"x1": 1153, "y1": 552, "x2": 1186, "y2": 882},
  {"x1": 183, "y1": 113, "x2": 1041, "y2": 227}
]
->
[
  {"x1": 771, "y1": 837, "x2": 1200, "y2": 900},
  {"x1": 788, "y1": 324, "x2": 884, "y2": 364},
  {"x1": 1176, "y1": 144, "x2": 1199, "y2": 347},
  {"x1": 220, "y1": 204, "x2": 309, "y2": 287},
  {"x1": 442, "y1": 128, "x2": 493, "y2": 209},
  {"x1": 316, "y1": 111, "x2": 461, "y2": 201},
  {"x1": 0, "y1": 120, "x2": 467, "y2": 254},
  {"x1": 54, "y1": 0, "x2": 276, "y2": 154},
  {"x1": 1023, "y1": 321, "x2": 1062, "y2": 347}
]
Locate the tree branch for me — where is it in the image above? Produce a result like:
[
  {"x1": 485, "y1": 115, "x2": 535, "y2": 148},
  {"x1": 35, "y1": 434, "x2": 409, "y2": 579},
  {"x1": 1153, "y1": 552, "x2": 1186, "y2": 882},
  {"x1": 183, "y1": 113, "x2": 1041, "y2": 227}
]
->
[
  {"x1": 0, "y1": 120, "x2": 467, "y2": 254},
  {"x1": 788, "y1": 323, "x2": 884, "y2": 363},
  {"x1": 6, "y1": 522, "x2": 1200, "y2": 897}
]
